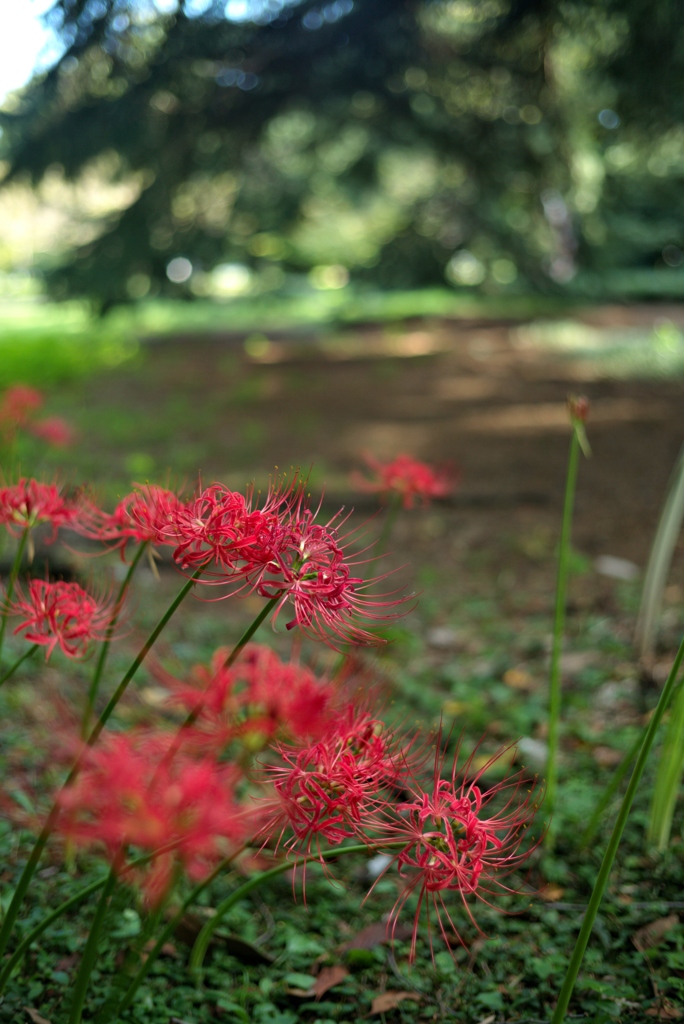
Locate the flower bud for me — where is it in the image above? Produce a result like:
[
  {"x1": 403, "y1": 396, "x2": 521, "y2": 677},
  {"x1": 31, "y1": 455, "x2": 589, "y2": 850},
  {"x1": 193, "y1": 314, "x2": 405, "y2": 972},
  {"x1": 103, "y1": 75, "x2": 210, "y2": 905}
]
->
[{"x1": 567, "y1": 395, "x2": 589, "y2": 424}]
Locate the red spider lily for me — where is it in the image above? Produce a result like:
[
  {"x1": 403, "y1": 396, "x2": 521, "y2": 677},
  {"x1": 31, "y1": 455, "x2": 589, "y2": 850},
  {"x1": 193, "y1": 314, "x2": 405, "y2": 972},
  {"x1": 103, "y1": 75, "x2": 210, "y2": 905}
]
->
[
  {"x1": 164, "y1": 476, "x2": 406, "y2": 647},
  {"x1": 8, "y1": 579, "x2": 115, "y2": 660},
  {"x1": 263, "y1": 707, "x2": 414, "y2": 853},
  {"x1": 239, "y1": 645, "x2": 334, "y2": 740},
  {"x1": 166, "y1": 476, "x2": 303, "y2": 588},
  {"x1": 77, "y1": 484, "x2": 185, "y2": 557},
  {"x1": 352, "y1": 453, "x2": 457, "y2": 509},
  {"x1": 374, "y1": 741, "x2": 541, "y2": 960},
  {"x1": 256, "y1": 502, "x2": 407, "y2": 648},
  {"x1": 56, "y1": 732, "x2": 247, "y2": 904},
  {"x1": 0, "y1": 387, "x2": 74, "y2": 448},
  {"x1": 169, "y1": 483, "x2": 274, "y2": 574},
  {"x1": 0, "y1": 386, "x2": 43, "y2": 434},
  {"x1": 0, "y1": 479, "x2": 77, "y2": 540},
  {"x1": 28, "y1": 416, "x2": 74, "y2": 448},
  {"x1": 152, "y1": 644, "x2": 335, "y2": 754}
]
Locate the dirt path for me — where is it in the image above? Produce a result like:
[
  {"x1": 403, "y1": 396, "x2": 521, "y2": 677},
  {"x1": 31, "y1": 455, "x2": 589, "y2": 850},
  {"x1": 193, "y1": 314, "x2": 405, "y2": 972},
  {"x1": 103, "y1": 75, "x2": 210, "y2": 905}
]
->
[{"x1": 120, "y1": 306, "x2": 684, "y2": 573}]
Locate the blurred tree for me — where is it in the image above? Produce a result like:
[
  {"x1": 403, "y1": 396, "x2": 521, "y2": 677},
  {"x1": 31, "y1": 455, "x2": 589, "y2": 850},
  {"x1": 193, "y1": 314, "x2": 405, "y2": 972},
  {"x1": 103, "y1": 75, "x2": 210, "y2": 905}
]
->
[{"x1": 0, "y1": 0, "x2": 682, "y2": 306}]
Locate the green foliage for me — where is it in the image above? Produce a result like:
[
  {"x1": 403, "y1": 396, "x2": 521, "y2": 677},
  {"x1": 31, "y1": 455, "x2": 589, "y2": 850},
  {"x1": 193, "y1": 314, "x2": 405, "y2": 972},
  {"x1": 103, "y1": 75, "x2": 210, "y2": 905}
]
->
[
  {"x1": 2, "y1": 0, "x2": 684, "y2": 305},
  {"x1": 0, "y1": 302, "x2": 138, "y2": 388}
]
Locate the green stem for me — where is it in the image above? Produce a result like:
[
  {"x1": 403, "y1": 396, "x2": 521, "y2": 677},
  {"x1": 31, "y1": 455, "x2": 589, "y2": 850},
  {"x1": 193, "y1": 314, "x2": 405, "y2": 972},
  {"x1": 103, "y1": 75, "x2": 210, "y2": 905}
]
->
[
  {"x1": 223, "y1": 596, "x2": 279, "y2": 670},
  {"x1": 551, "y1": 633, "x2": 684, "y2": 1023},
  {"x1": 68, "y1": 867, "x2": 119, "y2": 1024},
  {"x1": 0, "y1": 643, "x2": 38, "y2": 688},
  {"x1": 190, "y1": 841, "x2": 402, "y2": 975},
  {"x1": 0, "y1": 528, "x2": 29, "y2": 664},
  {"x1": 0, "y1": 844, "x2": 174, "y2": 990},
  {"x1": 375, "y1": 492, "x2": 403, "y2": 559},
  {"x1": 81, "y1": 568, "x2": 202, "y2": 754},
  {"x1": 0, "y1": 875, "x2": 106, "y2": 990},
  {"x1": 117, "y1": 855, "x2": 233, "y2": 1013},
  {"x1": 545, "y1": 425, "x2": 581, "y2": 845},
  {"x1": 648, "y1": 677, "x2": 684, "y2": 850},
  {"x1": 579, "y1": 728, "x2": 644, "y2": 850},
  {"x1": 0, "y1": 569, "x2": 202, "y2": 968},
  {"x1": 81, "y1": 541, "x2": 148, "y2": 737}
]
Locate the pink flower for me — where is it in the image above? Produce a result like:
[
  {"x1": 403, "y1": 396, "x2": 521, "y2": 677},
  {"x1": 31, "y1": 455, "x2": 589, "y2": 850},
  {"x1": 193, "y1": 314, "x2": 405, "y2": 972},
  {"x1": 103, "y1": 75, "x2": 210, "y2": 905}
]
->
[
  {"x1": 264, "y1": 707, "x2": 411, "y2": 853},
  {"x1": 8, "y1": 579, "x2": 114, "y2": 660},
  {"x1": 57, "y1": 732, "x2": 247, "y2": 903},
  {"x1": 353, "y1": 453, "x2": 457, "y2": 508},
  {"x1": 28, "y1": 417, "x2": 74, "y2": 448},
  {"x1": 0, "y1": 479, "x2": 77, "y2": 540},
  {"x1": 376, "y1": 742, "x2": 541, "y2": 960}
]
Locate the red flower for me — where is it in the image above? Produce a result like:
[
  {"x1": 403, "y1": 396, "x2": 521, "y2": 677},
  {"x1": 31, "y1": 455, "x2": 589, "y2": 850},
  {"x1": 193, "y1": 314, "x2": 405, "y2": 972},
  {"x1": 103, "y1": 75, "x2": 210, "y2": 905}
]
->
[
  {"x1": 152, "y1": 644, "x2": 335, "y2": 754},
  {"x1": 0, "y1": 479, "x2": 77, "y2": 540},
  {"x1": 165, "y1": 476, "x2": 406, "y2": 647},
  {"x1": 57, "y1": 732, "x2": 247, "y2": 903},
  {"x1": 77, "y1": 484, "x2": 185, "y2": 556},
  {"x1": 264, "y1": 707, "x2": 411, "y2": 853},
  {"x1": 0, "y1": 386, "x2": 43, "y2": 434},
  {"x1": 8, "y1": 579, "x2": 114, "y2": 660},
  {"x1": 0, "y1": 388, "x2": 74, "y2": 448},
  {"x1": 28, "y1": 416, "x2": 74, "y2": 448},
  {"x1": 240, "y1": 645, "x2": 334, "y2": 740},
  {"x1": 167, "y1": 477, "x2": 300, "y2": 586},
  {"x1": 353, "y1": 453, "x2": 457, "y2": 508},
  {"x1": 169, "y1": 483, "x2": 271, "y2": 575},
  {"x1": 256, "y1": 501, "x2": 406, "y2": 648},
  {"x1": 376, "y1": 742, "x2": 541, "y2": 960}
]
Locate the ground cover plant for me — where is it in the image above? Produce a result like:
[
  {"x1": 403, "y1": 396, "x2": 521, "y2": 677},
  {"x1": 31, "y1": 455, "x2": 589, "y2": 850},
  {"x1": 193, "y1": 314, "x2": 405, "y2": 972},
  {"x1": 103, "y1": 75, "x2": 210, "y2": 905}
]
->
[{"x1": 1, "y1": 361, "x2": 684, "y2": 1024}]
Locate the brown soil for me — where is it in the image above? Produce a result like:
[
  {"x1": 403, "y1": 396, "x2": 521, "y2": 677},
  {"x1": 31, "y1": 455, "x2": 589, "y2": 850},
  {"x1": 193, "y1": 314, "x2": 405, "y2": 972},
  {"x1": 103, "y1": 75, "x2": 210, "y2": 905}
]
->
[{"x1": 127, "y1": 304, "x2": 684, "y2": 574}]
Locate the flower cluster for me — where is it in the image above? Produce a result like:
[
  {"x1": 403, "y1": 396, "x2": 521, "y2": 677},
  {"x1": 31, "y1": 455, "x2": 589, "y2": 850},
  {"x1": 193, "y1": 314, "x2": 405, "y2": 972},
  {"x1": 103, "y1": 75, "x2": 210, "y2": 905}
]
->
[
  {"x1": 9, "y1": 579, "x2": 113, "y2": 660},
  {"x1": 379, "y1": 746, "x2": 540, "y2": 958},
  {"x1": 0, "y1": 385, "x2": 73, "y2": 448},
  {"x1": 153, "y1": 644, "x2": 335, "y2": 753},
  {"x1": 353, "y1": 453, "x2": 457, "y2": 508},
  {"x1": 79, "y1": 477, "x2": 403, "y2": 648},
  {"x1": 265, "y1": 706, "x2": 414, "y2": 851},
  {"x1": 0, "y1": 479, "x2": 77, "y2": 540},
  {"x1": 57, "y1": 732, "x2": 246, "y2": 904},
  {"x1": 79, "y1": 484, "x2": 185, "y2": 558},
  {"x1": 0, "y1": 464, "x2": 541, "y2": 975}
]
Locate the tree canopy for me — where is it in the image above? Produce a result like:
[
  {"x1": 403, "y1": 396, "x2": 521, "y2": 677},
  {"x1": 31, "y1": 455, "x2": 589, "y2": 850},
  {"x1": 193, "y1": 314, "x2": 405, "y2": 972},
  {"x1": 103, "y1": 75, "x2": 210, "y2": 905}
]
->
[{"x1": 1, "y1": 0, "x2": 683, "y2": 307}]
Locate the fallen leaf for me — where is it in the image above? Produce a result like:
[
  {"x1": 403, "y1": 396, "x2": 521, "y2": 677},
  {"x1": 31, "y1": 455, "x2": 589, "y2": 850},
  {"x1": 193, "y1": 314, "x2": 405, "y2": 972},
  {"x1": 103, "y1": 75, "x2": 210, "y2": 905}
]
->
[
  {"x1": 142, "y1": 938, "x2": 179, "y2": 959},
  {"x1": 559, "y1": 651, "x2": 597, "y2": 675},
  {"x1": 646, "y1": 1002, "x2": 683, "y2": 1019},
  {"x1": 593, "y1": 746, "x2": 624, "y2": 767},
  {"x1": 540, "y1": 883, "x2": 565, "y2": 902},
  {"x1": 222, "y1": 935, "x2": 275, "y2": 965},
  {"x1": 169, "y1": 911, "x2": 274, "y2": 964},
  {"x1": 477, "y1": 1015, "x2": 496, "y2": 1024},
  {"x1": 442, "y1": 699, "x2": 470, "y2": 716},
  {"x1": 25, "y1": 1011, "x2": 52, "y2": 1024},
  {"x1": 370, "y1": 991, "x2": 422, "y2": 1014},
  {"x1": 339, "y1": 921, "x2": 412, "y2": 951},
  {"x1": 54, "y1": 953, "x2": 79, "y2": 973},
  {"x1": 633, "y1": 915, "x2": 679, "y2": 952},
  {"x1": 312, "y1": 965, "x2": 349, "y2": 999},
  {"x1": 503, "y1": 668, "x2": 535, "y2": 690}
]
